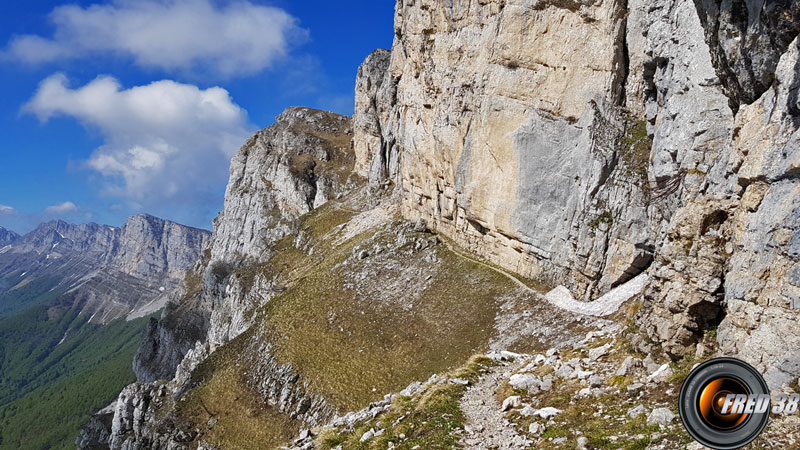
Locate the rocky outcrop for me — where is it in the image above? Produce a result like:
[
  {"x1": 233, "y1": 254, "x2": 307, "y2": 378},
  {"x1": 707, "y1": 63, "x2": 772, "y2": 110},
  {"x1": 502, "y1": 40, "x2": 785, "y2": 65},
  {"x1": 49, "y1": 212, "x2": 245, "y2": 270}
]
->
[
  {"x1": 353, "y1": 49, "x2": 392, "y2": 179},
  {"x1": 692, "y1": 0, "x2": 800, "y2": 111},
  {"x1": 134, "y1": 107, "x2": 357, "y2": 385},
  {"x1": 109, "y1": 331, "x2": 334, "y2": 450},
  {"x1": 0, "y1": 215, "x2": 209, "y2": 322},
  {"x1": 107, "y1": 383, "x2": 197, "y2": 450},
  {"x1": 209, "y1": 107, "x2": 355, "y2": 265},
  {"x1": 0, "y1": 226, "x2": 19, "y2": 247},
  {"x1": 637, "y1": 1, "x2": 800, "y2": 386},
  {"x1": 238, "y1": 331, "x2": 333, "y2": 425},
  {"x1": 133, "y1": 313, "x2": 208, "y2": 383}
]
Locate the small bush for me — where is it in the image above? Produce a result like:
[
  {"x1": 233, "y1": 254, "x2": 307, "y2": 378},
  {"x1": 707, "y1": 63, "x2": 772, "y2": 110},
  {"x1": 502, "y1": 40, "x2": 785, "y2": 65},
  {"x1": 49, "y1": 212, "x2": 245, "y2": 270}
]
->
[{"x1": 210, "y1": 261, "x2": 233, "y2": 283}]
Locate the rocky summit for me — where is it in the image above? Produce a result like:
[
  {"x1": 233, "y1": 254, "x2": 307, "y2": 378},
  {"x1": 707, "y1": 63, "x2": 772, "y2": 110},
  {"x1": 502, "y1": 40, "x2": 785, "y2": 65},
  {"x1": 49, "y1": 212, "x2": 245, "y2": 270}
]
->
[
  {"x1": 77, "y1": 0, "x2": 800, "y2": 449},
  {"x1": 0, "y1": 226, "x2": 18, "y2": 247}
]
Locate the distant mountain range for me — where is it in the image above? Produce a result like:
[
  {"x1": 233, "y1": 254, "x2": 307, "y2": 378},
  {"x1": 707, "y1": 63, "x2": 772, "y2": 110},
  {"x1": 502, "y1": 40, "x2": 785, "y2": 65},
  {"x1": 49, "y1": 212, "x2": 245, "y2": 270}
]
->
[{"x1": 0, "y1": 214, "x2": 210, "y2": 321}]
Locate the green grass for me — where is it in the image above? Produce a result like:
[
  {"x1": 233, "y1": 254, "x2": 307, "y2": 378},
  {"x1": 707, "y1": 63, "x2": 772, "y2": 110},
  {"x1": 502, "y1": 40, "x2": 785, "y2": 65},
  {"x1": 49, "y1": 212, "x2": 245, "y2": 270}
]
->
[
  {"x1": 177, "y1": 328, "x2": 300, "y2": 450},
  {"x1": 524, "y1": 390, "x2": 662, "y2": 450},
  {"x1": 619, "y1": 120, "x2": 652, "y2": 182},
  {"x1": 171, "y1": 199, "x2": 519, "y2": 448},
  {"x1": 589, "y1": 210, "x2": 614, "y2": 229}
]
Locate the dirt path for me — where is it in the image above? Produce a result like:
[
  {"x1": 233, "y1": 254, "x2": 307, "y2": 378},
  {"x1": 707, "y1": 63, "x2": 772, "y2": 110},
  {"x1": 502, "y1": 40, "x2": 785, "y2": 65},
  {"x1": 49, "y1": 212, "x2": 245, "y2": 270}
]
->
[
  {"x1": 461, "y1": 358, "x2": 532, "y2": 450},
  {"x1": 442, "y1": 240, "x2": 533, "y2": 293},
  {"x1": 446, "y1": 240, "x2": 634, "y2": 449}
]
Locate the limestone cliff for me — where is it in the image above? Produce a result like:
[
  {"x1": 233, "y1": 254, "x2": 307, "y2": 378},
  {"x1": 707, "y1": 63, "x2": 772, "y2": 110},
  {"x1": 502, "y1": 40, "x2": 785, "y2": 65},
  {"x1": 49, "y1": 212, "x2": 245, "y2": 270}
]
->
[
  {"x1": 355, "y1": 0, "x2": 701, "y2": 298},
  {"x1": 355, "y1": 0, "x2": 800, "y2": 384}
]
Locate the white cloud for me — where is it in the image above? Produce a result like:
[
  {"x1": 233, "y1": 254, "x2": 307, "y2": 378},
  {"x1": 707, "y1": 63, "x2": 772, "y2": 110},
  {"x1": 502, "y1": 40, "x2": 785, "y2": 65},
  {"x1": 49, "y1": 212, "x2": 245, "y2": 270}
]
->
[
  {"x1": 5, "y1": 0, "x2": 306, "y2": 77},
  {"x1": 24, "y1": 74, "x2": 253, "y2": 208},
  {"x1": 0, "y1": 205, "x2": 15, "y2": 215},
  {"x1": 44, "y1": 201, "x2": 78, "y2": 214}
]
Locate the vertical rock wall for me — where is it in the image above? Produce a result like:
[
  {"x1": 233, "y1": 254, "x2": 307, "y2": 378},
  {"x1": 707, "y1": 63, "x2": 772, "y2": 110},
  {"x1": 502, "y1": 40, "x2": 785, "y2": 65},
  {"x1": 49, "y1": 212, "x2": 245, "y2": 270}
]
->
[
  {"x1": 354, "y1": 0, "x2": 662, "y2": 297},
  {"x1": 356, "y1": 0, "x2": 800, "y2": 384}
]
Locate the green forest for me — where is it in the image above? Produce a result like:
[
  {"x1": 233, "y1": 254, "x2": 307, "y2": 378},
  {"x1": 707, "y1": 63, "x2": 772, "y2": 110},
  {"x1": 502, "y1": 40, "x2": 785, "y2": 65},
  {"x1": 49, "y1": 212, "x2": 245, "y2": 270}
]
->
[{"x1": 0, "y1": 301, "x2": 151, "y2": 449}]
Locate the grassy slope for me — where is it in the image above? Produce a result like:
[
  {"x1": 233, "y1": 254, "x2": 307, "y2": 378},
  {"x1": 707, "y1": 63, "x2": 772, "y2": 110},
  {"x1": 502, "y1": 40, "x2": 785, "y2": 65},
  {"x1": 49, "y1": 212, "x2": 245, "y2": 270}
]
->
[
  {"x1": 261, "y1": 229, "x2": 509, "y2": 411},
  {"x1": 176, "y1": 327, "x2": 301, "y2": 450},
  {"x1": 0, "y1": 303, "x2": 151, "y2": 450},
  {"x1": 174, "y1": 199, "x2": 519, "y2": 448}
]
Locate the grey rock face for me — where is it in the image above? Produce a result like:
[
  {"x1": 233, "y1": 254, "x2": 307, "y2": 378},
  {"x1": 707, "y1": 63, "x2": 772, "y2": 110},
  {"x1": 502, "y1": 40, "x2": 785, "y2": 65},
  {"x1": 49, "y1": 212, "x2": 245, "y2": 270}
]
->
[
  {"x1": 353, "y1": 49, "x2": 392, "y2": 180},
  {"x1": 134, "y1": 107, "x2": 356, "y2": 385},
  {"x1": 0, "y1": 226, "x2": 19, "y2": 247},
  {"x1": 640, "y1": 0, "x2": 733, "y2": 186},
  {"x1": 638, "y1": 3, "x2": 800, "y2": 381},
  {"x1": 692, "y1": 0, "x2": 800, "y2": 111},
  {"x1": 133, "y1": 312, "x2": 208, "y2": 383},
  {"x1": 113, "y1": 214, "x2": 210, "y2": 281},
  {"x1": 209, "y1": 107, "x2": 355, "y2": 266},
  {"x1": 712, "y1": 38, "x2": 800, "y2": 388},
  {"x1": 108, "y1": 383, "x2": 194, "y2": 450}
]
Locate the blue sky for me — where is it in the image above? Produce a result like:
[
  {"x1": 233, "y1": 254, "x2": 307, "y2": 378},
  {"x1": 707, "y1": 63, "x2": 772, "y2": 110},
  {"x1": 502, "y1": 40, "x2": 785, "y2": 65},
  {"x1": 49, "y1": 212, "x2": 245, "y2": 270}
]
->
[{"x1": 0, "y1": 0, "x2": 394, "y2": 233}]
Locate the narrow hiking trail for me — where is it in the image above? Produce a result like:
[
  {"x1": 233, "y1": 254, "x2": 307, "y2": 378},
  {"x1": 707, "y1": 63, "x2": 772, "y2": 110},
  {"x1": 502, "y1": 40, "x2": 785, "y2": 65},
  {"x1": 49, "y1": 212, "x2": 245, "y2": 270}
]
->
[
  {"x1": 444, "y1": 238, "x2": 642, "y2": 449},
  {"x1": 442, "y1": 239, "x2": 648, "y2": 318},
  {"x1": 461, "y1": 357, "x2": 532, "y2": 450}
]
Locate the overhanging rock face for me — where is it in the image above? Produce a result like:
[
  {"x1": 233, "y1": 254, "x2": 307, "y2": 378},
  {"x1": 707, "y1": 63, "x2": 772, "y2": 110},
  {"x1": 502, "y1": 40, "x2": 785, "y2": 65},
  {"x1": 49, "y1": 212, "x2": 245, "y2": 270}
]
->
[{"x1": 692, "y1": 0, "x2": 800, "y2": 112}]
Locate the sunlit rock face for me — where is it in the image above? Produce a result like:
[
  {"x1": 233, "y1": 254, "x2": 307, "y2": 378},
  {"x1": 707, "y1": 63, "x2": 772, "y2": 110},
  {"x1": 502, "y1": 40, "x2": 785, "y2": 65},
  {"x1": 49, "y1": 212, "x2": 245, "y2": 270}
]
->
[{"x1": 354, "y1": 0, "x2": 800, "y2": 381}]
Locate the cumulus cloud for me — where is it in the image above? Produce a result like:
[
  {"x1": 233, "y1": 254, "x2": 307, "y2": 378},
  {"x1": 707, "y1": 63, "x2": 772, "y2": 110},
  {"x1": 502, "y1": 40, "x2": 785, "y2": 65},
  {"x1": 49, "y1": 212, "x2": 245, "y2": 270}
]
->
[
  {"x1": 24, "y1": 74, "x2": 253, "y2": 208},
  {"x1": 5, "y1": 0, "x2": 306, "y2": 77},
  {"x1": 44, "y1": 201, "x2": 78, "y2": 214}
]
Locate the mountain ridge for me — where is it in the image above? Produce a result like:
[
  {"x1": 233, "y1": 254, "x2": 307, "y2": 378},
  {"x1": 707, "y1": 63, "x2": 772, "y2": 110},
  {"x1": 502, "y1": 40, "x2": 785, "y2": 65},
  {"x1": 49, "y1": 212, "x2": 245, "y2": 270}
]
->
[{"x1": 0, "y1": 213, "x2": 211, "y2": 323}]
